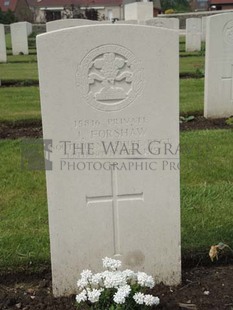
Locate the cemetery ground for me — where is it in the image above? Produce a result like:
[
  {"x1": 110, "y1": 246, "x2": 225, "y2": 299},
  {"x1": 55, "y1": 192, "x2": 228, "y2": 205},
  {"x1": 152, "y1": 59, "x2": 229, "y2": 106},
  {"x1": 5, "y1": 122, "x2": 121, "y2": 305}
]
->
[{"x1": 0, "y1": 33, "x2": 233, "y2": 309}]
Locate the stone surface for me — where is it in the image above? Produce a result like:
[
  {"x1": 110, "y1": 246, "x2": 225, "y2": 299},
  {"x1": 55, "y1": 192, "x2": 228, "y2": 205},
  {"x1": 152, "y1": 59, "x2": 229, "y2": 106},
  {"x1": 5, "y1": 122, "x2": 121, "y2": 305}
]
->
[
  {"x1": 202, "y1": 16, "x2": 207, "y2": 42},
  {"x1": 146, "y1": 17, "x2": 179, "y2": 30},
  {"x1": 10, "y1": 22, "x2": 29, "y2": 55},
  {"x1": 46, "y1": 19, "x2": 99, "y2": 32},
  {"x1": 116, "y1": 20, "x2": 138, "y2": 24},
  {"x1": 26, "y1": 22, "x2": 33, "y2": 36},
  {"x1": 0, "y1": 24, "x2": 7, "y2": 62},
  {"x1": 204, "y1": 13, "x2": 233, "y2": 118},
  {"x1": 37, "y1": 24, "x2": 181, "y2": 296},
  {"x1": 124, "y1": 2, "x2": 153, "y2": 22},
  {"x1": 185, "y1": 18, "x2": 202, "y2": 52}
]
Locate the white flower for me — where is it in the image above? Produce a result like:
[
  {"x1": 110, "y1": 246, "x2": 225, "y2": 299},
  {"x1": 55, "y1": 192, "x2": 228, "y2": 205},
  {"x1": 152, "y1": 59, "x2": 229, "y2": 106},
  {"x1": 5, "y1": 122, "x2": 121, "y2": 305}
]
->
[
  {"x1": 113, "y1": 292, "x2": 126, "y2": 304},
  {"x1": 77, "y1": 278, "x2": 88, "y2": 289},
  {"x1": 91, "y1": 273, "x2": 103, "y2": 286},
  {"x1": 76, "y1": 290, "x2": 87, "y2": 303},
  {"x1": 122, "y1": 269, "x2": 137, "y2": 281},
  {"x1": 113, "y1": 285, "x2": 131, "y2": 304},
  {"x1": 81, "y1": 269, "x2": 92, "y2": 280},
  {"x1": 77, "y1": 269, "x2": 93, "y2": 289},
  {"x1": 137, "y1": 272, "x2": 155, "y2": 289},
  {"x1": 133, "y1": 292, "x2": 145, "y2": 305},
  {"x1": 102, "y1": 257, "x2": 122, "y2": 271},
  {"x1": 144, "y1": 294, "x2": 160, "y2": 306},
  {"x1": 87, "y1": 288, "x2": 103, "y2": 303},
  {"x1": 118, "y1": 284, "x2": 131, "y2": 296},
  {"x1": 104, "y1": 271, "x2": 127, "y2": 288}
]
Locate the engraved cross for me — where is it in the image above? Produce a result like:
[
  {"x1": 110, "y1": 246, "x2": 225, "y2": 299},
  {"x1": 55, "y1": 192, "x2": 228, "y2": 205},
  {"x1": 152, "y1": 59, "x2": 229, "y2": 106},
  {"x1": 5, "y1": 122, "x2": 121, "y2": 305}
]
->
[{"x1": 86, "y1": 169, "x2": 144, "y2": 256}]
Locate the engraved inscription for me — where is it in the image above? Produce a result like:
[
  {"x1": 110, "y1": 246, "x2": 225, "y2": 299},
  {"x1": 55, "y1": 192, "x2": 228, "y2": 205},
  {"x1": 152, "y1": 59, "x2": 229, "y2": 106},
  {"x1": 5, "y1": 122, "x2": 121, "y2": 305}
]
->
[
  {"x1": 223, "y1": 20, "x2": 233, "y2": 45},
  {"x1": 86, "y1": 169, "x2": 144, "y2": 255},
  {"x1": 76, "y1": 45, "x2": 143, "y2": 112}
]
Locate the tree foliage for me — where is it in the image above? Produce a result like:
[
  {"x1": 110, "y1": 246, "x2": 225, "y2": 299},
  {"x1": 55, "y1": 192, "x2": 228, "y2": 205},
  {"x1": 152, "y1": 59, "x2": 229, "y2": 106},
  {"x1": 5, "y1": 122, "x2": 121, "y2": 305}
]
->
[
  {"x1": 0, "y1": 8, "x2": 17, "y2": 24},
  {"x1": 85, "y1": 8, "x2": 99, "y2": 20},
  {"x1": 161, "y1": 0, "x2": 190, "y2": 12}
]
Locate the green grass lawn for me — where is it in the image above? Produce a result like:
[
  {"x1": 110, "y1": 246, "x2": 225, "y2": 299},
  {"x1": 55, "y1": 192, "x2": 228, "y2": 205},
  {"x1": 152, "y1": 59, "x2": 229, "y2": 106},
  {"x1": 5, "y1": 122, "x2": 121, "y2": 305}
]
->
[
  {"x1": 5, "y1": 33, "x2": 11, "y2": 50},
  {"x1": 0, "y1": 87, "x2": 41, "y2": 122},
  {"x1": 0, "y1": 140, "x2": 48, "y2": 269},
  {"x1": 7, "y1": 54, "x2": 37, "y2": 63},
  {"x1": 181, "y1": 130, "x2": 233, "y2": 254},
  {"x1": 180, "y1": 56, "x2": 205, "y2": 74},
  {"x1": 0, "y1": 130, "x2": 232, "y2": 269},
  {"x1": 0, "y1": 63, "x2": 38, "y2": 80},
  {"x1": 180, "y1": 78, "x2": 204, "y2": 115}
]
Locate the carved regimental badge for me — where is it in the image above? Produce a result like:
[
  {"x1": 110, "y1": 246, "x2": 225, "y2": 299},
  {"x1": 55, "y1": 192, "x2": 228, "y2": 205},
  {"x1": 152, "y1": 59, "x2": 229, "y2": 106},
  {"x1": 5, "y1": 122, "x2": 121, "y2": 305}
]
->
[
  {"x1": 76, "y1": 45, "x2": 143, "y2": 112},
  {"x1": 223, "y1": 20, "x2": 233, "y2": 45}
]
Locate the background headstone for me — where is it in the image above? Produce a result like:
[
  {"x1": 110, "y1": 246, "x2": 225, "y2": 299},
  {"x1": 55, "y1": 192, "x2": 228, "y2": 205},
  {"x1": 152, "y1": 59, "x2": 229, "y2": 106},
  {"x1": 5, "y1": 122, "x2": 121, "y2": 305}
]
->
[
  {"x1": 37, "y1": 24, "x2": 181, "y2": 296},
  {"x1": 202, "y1": 16, "x2": 207, "y2": 42},
  {"x1": 124, "y1": 2, "x2": 153, "y2": 22},
  {"x1": 204, "y1": 13, "x2": 233, "y2": 118},
  {"x1": 0, "y1": 24, "x2": 7, "y2": 63},
  {"x1": 26, "y1": 22, "x2": 33, "y2": 36},
  {"x1": 146, "y1": 18, "x2": 179, "y2": 30},
  {"x1": 10, "y1": 22, "x2": 29, "y2": 55},
  {"x1": 116, "y1": 20, "x2": 138, "y2": 24},
  {"x1": 186, "y1": 18, "x2": 202, "y2": 52},
  {"x1": 46, "y1": 19, "x2": 99, "y2": 32}
]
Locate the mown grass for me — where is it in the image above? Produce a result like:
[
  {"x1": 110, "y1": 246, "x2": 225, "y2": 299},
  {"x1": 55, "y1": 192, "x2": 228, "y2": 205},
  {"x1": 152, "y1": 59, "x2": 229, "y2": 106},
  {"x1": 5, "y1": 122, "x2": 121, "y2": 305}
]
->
[
  {"x1": 0, "y1": 87, "x2": 41, "y2": 121},
  {"x1": 5, "y1": 33, "x2": 11, "y2": 50},
  {"x1": 181, "y1": 130, "x2": 233, "y2": 254},
  {"x1": 0, "y1": 130, "x2": 232, "y2": 269},
  {"x1": 7, "y1": 54, "x2": 37, "y2": 63},
  {"x1": 0, "y1": 63, "x2": 38, "y2": 80},
  {"x1": 180, "y1": 56, "x2": 205, "y2": 74},
  {"x1": 180, "y1": 78, "x2": 204, "y2": 115},
  {"x1": 0, "y1": 140, "x2": 48, "y2": 269}
]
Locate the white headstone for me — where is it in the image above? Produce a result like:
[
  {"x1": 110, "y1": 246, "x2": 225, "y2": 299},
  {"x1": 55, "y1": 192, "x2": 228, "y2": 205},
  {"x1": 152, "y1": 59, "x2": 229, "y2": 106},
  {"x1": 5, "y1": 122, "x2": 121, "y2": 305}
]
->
[
  {"x1": 202, "y1": 16, "x2": 207, "y2": 42},
  {"x1": 124, "y1": 2, "x2": 153, "y2": 22},
  {"x1": 10, "y1": 22, "x2": 29, "y2": 55},
  {"x1": 46, "y1": 19, "x2": 99, "y2": 32},
  {"x1": 186, "y1": 18, "x2": 202, "y2": 52},
  {"x1": 26, "y1": 22, "x2": 33, "y2": 36},
  {"x1": 116, "y1": 20, "x2": 138, "y2": 24},
  {"x1": 146, "y1": 18, "x2": 179, "y2": 30},
  {"x1": 204, "y1": 13, "x2": 233, "y2": 118},
  {"x1": 37, "y1": 24, "x2": 181, "y2": 296},
  {"x1": 0, "y1": 24, "x2": 7, "y2": 62}
]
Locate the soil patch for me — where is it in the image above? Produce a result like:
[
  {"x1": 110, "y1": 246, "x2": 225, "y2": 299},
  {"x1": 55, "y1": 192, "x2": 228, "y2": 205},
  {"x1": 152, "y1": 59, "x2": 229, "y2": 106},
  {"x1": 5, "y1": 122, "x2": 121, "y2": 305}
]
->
[
  {"x1": 0, "y1": 265, "x2": 232, "y2": 310},
  {"x1": 0, "y1": 120, "x2": 42, "y2": 139},
  {"x1": 0, "y1": 117, "x2": 232, "y2": 140},
  {"x1": 180, "y1": 116, "x2": 232, "y2": 131}
]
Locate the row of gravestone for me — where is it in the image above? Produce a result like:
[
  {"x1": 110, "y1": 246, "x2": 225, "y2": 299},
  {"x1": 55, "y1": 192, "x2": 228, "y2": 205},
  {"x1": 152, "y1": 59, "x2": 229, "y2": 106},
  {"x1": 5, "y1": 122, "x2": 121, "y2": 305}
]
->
[
  {"x1": 0, "y1": 17, "x2": 211, "y2": 63},
  {"x1": 1, "y1": 15, "x2": 232, "y2": 118},
  {"x1": 35, "y1": 12, "x2": 233, "y2": 297},
  {"x1": 0, "y1": 22, "x2": 33, "y2": 60}
]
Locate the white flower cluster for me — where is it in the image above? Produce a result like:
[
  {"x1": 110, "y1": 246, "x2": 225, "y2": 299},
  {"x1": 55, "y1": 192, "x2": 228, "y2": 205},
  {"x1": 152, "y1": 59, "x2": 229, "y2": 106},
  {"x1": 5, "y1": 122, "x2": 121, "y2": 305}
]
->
[
  {"x1": 102, "y1": 257, "x2": 122, "y2": 271},
  {"x1": 134, "y1": 292, "x2": 160, "y2": 306},
  {"x1": 137, "y1": 272, "x2": 155, "y2": 289},
  {"x1": 75, "y1": 257, "x2": 160, "y2": 307}
]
